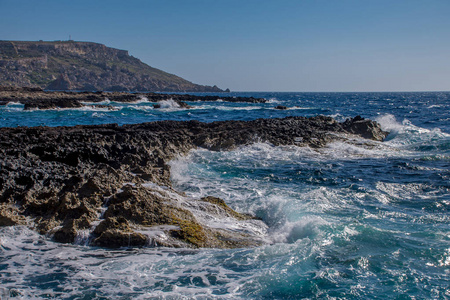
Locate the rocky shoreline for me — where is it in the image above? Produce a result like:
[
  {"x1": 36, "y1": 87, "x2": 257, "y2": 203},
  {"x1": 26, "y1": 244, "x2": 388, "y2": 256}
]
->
[
  {"x1": 0, "y1": 112, "x2": 388, "y2": 249},
  {"x1": 0, "y1": 87, "x2": 265, "y2": 110}
]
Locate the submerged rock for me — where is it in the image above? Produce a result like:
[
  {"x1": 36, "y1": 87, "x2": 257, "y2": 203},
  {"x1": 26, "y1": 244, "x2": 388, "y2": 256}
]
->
[{"x1": 0, "y1": 115, "x2": 388, "y2": 248}]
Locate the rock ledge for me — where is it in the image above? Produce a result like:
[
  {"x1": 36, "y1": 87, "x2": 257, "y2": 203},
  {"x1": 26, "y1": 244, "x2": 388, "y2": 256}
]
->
[{"x1": 0, "y1": 116, "x2": 388, "y2": 248}]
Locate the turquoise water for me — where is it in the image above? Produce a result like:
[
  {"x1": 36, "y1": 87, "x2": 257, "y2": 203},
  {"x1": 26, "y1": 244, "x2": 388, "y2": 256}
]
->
[{"x1": 0, "y1": 92, "x2": 449, "y2": 299}]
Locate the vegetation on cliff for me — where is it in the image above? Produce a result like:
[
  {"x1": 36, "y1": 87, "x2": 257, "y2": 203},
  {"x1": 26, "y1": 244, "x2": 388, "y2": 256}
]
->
[{"x1": 0, "y1": 40, "x2": 224, "y2": 92}]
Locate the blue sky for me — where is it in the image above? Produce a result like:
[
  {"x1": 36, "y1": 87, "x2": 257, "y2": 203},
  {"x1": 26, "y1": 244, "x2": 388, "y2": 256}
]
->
[{"x1": 1, "y1": 0, "x2": 449, "y2": 91}]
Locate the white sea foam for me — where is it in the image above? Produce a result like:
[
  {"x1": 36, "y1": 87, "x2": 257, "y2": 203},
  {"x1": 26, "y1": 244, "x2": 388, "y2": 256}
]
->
[
  {"x1": 375, "y1": 114, "x2": 450, "y2": 152},
  {"x1": 2, "y1": 226, "x2": 310, "y2": 298},
  {"x1": 4, "y1": 101, "x2": 24, "y2": 106},
  {"x1": 169, "y1": 136, "x2": 449, "y2": 246},
  {"x1": 135, "y1": 96, "x2": 151, "y2": 103},
  {"x1": 1, "y1": 93, "x2": 449, "y2": 298},
  {"x1": 91, "y1": 112, "x2": 107, "y2": 118},
  {"x1": 375, "y1": 113, "x2": 405, "y2": 133},
  {"x1": 141, "y1": 180, "x2": 268, "y2": 242},
  {"x1": 77, "y1": 105, "x2": 121, "y2": 112},
  {"x1": 269, "y1": 216, "x2": 327, "y2": 244},
  {"x1": 266, "y1": 98, "x2": 281, "y2": 104},
  {"x1": 81, "y1": 98, "x2": 111, "y2": 105},
  {"x1": 427, "y1": 104, "x2": 444, "y2": 109},
  {"x1": 195, "y1": 105, "x2": 264, "y2": 111},
  {"x1": 127, "y1": 105, "x2": 155, "y2": 111},
  {"x1": 157, "y1": 99, "x2": 181, "y2": 109},
  {"x1": 20, "y1": 105, "x2": 121, "y2": 113}
]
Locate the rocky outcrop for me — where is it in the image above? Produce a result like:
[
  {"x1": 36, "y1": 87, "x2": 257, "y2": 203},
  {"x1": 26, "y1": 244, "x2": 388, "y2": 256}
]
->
[
  {"x1": 342, "y1": 115, "x2": 389, "y2": 141},
  {"x1": 0, "y1": 116, "x2": 388, "y2": 248},
  {"x1": 0, "y1": 40, "x2": 226, "y2": 92},
  {"x1": 0, "y1": 87, "x2": 266, "y2": 110}
]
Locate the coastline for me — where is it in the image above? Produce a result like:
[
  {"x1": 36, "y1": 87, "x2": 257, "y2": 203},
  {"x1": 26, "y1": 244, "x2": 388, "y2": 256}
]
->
[
  {"x1": 0, "y1": 87, "x2": 265, "y2": 111},
  {"x1": 0, "y1": 101, "x2": 388, "y2": 248}
]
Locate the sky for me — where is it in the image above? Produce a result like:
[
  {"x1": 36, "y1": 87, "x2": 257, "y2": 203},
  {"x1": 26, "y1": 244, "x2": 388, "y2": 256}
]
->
[{"x1": 1, "y1": 0, "x2": 449, "y2": 92}]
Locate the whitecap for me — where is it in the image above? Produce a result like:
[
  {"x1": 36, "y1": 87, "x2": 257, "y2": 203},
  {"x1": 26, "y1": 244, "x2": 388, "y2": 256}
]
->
[
  {"x1": 266, "y1": 98, "x2": 281, "y2": 104},
  {"x1": 156, "y1": 99, "x2": 180, "y2": 109},
  {"x1": 77, "y1": 105, "x2": 121, "y2": 112},
  {"x1": 1, "y1": 102, "x2": 24, "y2": 112},
  {"x1": 269, "y1": 216, "x2": 327, "y2": 244},
  {"x1": 194, "y1": 105, "x2": 264, "y2": 111},
  {"x1": 81, "y1": 98, "x2": 111, "y2": 105},
  {"x1": 127, "y1": 105, "x2": 155, "y2": 111}
]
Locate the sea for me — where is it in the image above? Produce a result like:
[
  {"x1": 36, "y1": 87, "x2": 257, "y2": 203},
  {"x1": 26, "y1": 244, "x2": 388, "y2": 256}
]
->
[{"x1": 0, "y1": 92, "x2": 449, "y2": 299}]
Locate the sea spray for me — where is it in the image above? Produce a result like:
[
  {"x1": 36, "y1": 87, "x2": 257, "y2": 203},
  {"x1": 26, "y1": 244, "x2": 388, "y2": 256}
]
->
[{"x1": 1, "y1": 91, "x2": 449, "y2": 298}]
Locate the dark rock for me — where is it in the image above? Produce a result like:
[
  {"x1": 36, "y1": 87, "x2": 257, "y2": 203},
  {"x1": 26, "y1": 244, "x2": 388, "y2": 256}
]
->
[
  {"x1": 23, "y1": 98, "x2": 84, "y2": 110},
  {"x1": 342, "y1": 116, "x2": 389, "y2": 141},
  {"x1": 92, "y1": 216, "x2": 148, "y2": 248},
  {"x1": 0, "y1": 110, "x2": 388, "y2": 248},
  {"x1": 91, "y1": 104, "x2": 118, "y2": 110},
  {"x1": 275, "y1": 105, "x2": 288, "y2": 110},
  {"x1": 0, "y1": 88, "x2": 267, "y2": 110},
  {"x1": 53, "y1": 216, "x2": 91, "y2": 243}
]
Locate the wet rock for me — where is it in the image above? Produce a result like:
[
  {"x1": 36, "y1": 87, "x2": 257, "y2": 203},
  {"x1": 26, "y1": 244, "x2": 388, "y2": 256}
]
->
[
  {"x1": 275, "y1": 105, "x2": 288, "y2": 110},
  {"x1": 91, "y1": 104, "x2": 118, "y2": 110},
  {"x1": 342, "y1": 115, "x2": 389, "y2": 141},
  {"x1": 23, "y1": 99, "x2": 84, "y2": 110},
  {"x1": 53, "y1": 216, "x2": 91, "y2": 243},
  {"x1": 0, "y1": 204, "x2": 27, "y2": 226},
  {"x1": 103, "y1": 185, "x2": 169, "y2": 225},
  {"x1": 200, "y1": 196, "x2": 256, "y2": 221},
  {"x1": 0, "y1": 113, "x2": 388, "y2": 248},
  {"x1": 0, "y1": 88, "x2": 266, "y2": 110},
  {"x1": 92, "y1": 216, "x2": 148, "y2": 248}
]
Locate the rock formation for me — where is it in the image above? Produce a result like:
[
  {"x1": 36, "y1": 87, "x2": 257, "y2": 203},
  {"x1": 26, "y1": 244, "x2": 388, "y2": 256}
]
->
[
  {"x1": 0, "y1": 40, "x2": 225, "y2": 92},
  {"x1": 0, "y1": 113, "x2": 388, "y2": 248},
  {"x1": 0, "y1": 87, "x2": 265, "y2": 110}
]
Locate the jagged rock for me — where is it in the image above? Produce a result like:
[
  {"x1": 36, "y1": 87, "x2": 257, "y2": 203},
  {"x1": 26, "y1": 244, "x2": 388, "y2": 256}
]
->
[
  {"x1": 92, "y1": 216, "x2": 148, "y2": 247},
  {"x1": 0, "y1": 112, "x2": 388, "y2": 248},
  {"x1": 342, "y1": 115, "x2": 389, "y2": 141},
  {"x1": 0, "y1": 87, "x2": 266, "y2": 110},
  {"x1": 0, "y1": 204, "x2": 27, "y2": 226},
  {"x1": 53, "y1": 216, "x2": 91, "y2": 243},
  {"x1": 23, "y1": 98, "x2": 84, "y2": 110}
]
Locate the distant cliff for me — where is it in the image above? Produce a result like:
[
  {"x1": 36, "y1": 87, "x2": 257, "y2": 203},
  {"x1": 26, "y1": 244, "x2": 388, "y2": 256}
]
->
[{"x1": 0, "y1": 40, "x2": 225, "y2": 92}]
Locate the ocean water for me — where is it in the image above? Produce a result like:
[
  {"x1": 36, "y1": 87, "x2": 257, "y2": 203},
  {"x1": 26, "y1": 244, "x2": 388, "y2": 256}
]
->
[{"x1": 0, "y1": 92, "x2": 449, "y2": 299}]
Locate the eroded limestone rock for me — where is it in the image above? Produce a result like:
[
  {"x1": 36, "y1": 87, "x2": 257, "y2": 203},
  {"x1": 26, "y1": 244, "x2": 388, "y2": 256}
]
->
[{"x1": 0, "y1": 115, "x2": 388, "y2": 248}]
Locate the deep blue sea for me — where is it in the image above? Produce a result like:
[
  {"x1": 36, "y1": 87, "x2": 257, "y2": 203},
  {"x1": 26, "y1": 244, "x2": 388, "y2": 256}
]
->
[{"x1": 1, "y1": 92, "x2": 449, "y2": 299}]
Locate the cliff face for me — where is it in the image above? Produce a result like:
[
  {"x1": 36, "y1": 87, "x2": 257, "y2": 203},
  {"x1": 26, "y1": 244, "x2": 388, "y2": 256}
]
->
[{"x1": 0, "y1": 40, "x2": 224, "y2": 92}]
